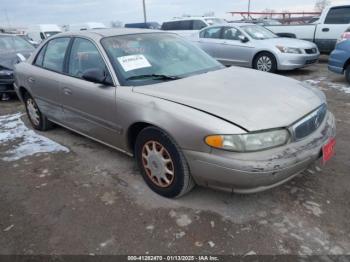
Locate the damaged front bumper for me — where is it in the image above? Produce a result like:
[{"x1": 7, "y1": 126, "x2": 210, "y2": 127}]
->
[{"x1": 184, "y1": 111, "x2": 336, "y2": 194}]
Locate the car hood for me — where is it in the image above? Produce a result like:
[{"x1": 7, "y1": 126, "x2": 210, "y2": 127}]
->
[
  {"x1": 133, "y1": 67, "x2": 324, "y2": 131},
  {"x1": 264, "y1": 37, "x2": 317, "y2": 49},
  {"x1": 0, "y1": 50, "x2": 33, "y2": 70}
]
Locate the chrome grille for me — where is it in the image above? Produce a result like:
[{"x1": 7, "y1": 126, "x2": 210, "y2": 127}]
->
[{"x1": 292, "y1": 104, "x2": 327, "y2": 141}]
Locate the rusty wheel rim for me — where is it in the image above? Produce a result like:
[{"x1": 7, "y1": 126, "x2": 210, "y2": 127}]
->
[
  {"x1": 27, "y1": 98, "x2": 40, "y2": 126},
  {"x1": 142, "y1": 141, "x2": 175, "y2": 188}
]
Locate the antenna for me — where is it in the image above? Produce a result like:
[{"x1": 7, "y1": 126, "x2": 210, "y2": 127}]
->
[{"x1": 4, "y1": 9, "x2": 11, "y2": 27}]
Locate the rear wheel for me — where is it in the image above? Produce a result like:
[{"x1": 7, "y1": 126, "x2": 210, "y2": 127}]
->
[
  {"x1": 24, "y1": 92, "x2": 53, "y2": 131},
  {"x1": 253, "y1": 52, "x2": 277, "y2": 73},
  {"x1": 135, "y1": 127, "x2": 195, "y2": 198},
  {"x1": 345, "y1": 65, "x2": 350, "y2": 84}
]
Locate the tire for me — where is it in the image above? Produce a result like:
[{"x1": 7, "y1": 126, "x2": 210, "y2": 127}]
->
[
  {"x1": 24, "y1": 92, "x2": 54, "y2": 131},
  {"x1": 253, "y1": 52, "x2": 277, "y2": 73},
  {"x1": 135, "y1": 127, "x2": 195, "y2": 198},
  {"x1": 346, "y1": 65, "x2": 350, "y2": 84}
]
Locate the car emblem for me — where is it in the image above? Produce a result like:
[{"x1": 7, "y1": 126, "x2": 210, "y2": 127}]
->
[{"x1": 314, "y1": 112, "x2": 321, "y2": 128}]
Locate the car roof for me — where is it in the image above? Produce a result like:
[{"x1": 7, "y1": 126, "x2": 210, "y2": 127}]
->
[
  {"x1": 165, "y1": 17, "x2": 220, "y2": 22},
  {"x1": 54, "y1": 28, "x2": 165, "y2": 40},
  {"x1": 203, "y1": 23, "x2": 254, "y2": 30}
]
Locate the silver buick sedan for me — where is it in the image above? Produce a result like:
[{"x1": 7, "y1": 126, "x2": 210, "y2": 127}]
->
[
  {"x1": 191, "y1": 24, "x2": 320, "y2": 73},
  {"x1": 14, "y1": 29, "x2": 336, "y2": 198}
]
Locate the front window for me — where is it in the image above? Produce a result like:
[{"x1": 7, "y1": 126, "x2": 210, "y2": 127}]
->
[
  {"x1": 241, "y1": 25, "x2": 277, "y2": 40},
  {"x1": 101, "y1": 33, "x2": 223, "y2": 86},
  {"x1": 68, "y1": 38, "x2": 106, "y2": 79},
  {"x1": 222, "y1": 27, "x2": 243, "y2": 40}
]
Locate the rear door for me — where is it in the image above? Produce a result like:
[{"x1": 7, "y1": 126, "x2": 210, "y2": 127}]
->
[
  {"x1": 28, "y1": 37, "x2": 71, "y2": 121},
  {"x1": 315, "y1": 6, "x2": 350, "y2": 53},
  {"x1": 196, "y1": 27, "x2": 224, "y2": 62},
  {"x1": 60, "y1": 37, "x2": 119, "y2": 147}
]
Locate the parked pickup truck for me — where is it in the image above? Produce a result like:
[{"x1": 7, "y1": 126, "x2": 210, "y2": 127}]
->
[{"x1": 266, "y1": 4, "x2": 350, "y2": 54}]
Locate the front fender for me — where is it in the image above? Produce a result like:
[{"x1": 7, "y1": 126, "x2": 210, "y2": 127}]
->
[{"x1": 116, "y1": 88, "x2": 246, "y2": 154}]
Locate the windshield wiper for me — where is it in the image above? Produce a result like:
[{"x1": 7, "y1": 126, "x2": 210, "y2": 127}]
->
[{"x1": 125, "y1": 74, "x2": 181, "y2": 81}]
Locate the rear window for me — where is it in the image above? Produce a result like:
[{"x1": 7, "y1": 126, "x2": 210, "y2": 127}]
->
[{"x1": 325, "y1": 6, "x2": 350, "y2": 24}]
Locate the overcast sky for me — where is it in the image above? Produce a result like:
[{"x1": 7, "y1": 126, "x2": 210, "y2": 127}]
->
[{"x1": 0, "y1": 0, "x2": 347, "y2": 27}]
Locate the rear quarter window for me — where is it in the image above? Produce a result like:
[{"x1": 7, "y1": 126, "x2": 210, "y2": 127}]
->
[
  {"x1": 34, "y1": 45, "x2": 47, "y2": 67},
  {"x1": 41, "y1": 38, "x2": 71, "y2": 73}
]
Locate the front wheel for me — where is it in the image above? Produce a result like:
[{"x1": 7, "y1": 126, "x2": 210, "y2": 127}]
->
[
  {"x1": 24, "y1": 92, "x2": 53, "y2": 131},
  {"x1": 253, "y1": 52, "x2": 277, "y2": 73},
  {"x1": 135, "y1": 127, "x2": 195, "y2": 198}
]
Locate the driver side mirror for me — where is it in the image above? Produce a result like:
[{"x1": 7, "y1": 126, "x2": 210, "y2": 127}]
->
[
  {"x1": 82, "y1": 68, "x2": 113, "y2": 86},
  {"x1": 238, "y1": 35, "x2": 249, "y2": 43}
]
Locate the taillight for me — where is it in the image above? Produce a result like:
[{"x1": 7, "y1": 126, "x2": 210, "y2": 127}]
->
[{"x1": 338, "y1": 32, "x2": 350, "y2": 43}]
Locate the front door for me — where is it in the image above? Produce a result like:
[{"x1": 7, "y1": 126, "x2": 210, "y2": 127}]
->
[
  {"x1": 60, "y1": 37, "x2": 119, "y2": 147},
  {"x1": 218, "y1": 27, "x2": 254, "y2": 67}
]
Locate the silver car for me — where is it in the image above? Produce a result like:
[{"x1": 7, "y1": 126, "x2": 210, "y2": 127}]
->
[
  {"x1": 14, "y1": 29, "x2": 336, "y2": 198},
  {"x1": 191, "y1": 24, "x2": 320, "y2": 73}
]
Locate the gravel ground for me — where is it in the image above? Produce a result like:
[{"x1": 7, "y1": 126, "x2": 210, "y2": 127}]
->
[{"x1": 0, "y1": 59, "x2": 349, "y2": 256}]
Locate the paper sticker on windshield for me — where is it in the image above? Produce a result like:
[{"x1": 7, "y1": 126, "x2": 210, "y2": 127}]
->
[{"x1": 117, "y1": 54, "x2": 151, "y2": 72}]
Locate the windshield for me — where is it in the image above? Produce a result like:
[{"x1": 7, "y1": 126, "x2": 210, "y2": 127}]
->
[
  {"x1": 241, "y1": 25, "x2": 277, "y2": 40},
  {"x1": 0, "y1": 35, "x2": 35, "y2": 52},
  {"x1": 101, "y1": 33, "x2": 223, "y2": 86},
  {"x1": 44, "y1": 31, "x2": 61, "y2": 38},
  {"x1": 205, "y1": 18, "x2": 226, "y2": 25}
]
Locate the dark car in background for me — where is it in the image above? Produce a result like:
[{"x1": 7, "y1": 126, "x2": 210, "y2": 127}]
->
[
  {"x1": 328, "y1": 30, "x2": 350, "y2": 83},
  {"x1": 125, "y1": 22, "x2": 161, "y2": 29},
  {"x1": 0, "y1": 34, "x2": 35, "y2": 100}
]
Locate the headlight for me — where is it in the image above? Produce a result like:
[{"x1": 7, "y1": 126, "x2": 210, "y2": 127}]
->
[
  {"x1": 205, "y1": 129, "x2": 290, "y2": 152},
  {"x1": 276, "y1": 46, "x2": 302, "y2": 54}
]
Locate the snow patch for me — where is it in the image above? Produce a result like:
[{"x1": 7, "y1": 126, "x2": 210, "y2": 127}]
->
[
  {"x1": 0, "y1": 113, "x2": 69, "y2": 161},
  {"x1": 304, "y1": 78, "x2": 350, "y2": 94}
]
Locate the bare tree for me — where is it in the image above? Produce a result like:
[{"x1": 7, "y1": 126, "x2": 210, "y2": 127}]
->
[{"x1": 314, "y1": 0, "x2": 331, "y2": 12}]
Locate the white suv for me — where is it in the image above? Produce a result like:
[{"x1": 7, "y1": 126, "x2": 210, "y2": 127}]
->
[{"x1": 161, "y1": 17, "x2": 226, "y2": 37}]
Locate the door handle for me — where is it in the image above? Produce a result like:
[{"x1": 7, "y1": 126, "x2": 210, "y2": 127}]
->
[
  {"x1": 322, "y1": 28, "x2": 330, "y2": 32},
  {"x1": 28, "y1": 77, "x2": 35, "y2": 83},
  {"x1": 63, "y1": 88, "x2": 72, "y2": 96}
]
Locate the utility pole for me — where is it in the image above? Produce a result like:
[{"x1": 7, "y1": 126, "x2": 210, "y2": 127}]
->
[
  {"x1": 247, "y1": 0, "x2": 251, "y2": 19},
  {"x1": 143, "y1": 0, "x2": 147, "y2": 23}
]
